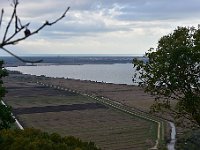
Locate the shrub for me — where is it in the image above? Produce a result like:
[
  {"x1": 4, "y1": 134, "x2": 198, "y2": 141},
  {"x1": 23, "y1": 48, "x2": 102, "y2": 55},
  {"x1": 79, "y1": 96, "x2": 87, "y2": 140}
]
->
[{"x1": 0, "y1": 128, "x2": 101, "y2": 150}]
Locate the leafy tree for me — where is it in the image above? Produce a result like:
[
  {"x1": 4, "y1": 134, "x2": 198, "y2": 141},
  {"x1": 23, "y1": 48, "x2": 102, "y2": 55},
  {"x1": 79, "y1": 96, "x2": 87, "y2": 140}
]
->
[
  {"x1": 0, "y1": 128, "x2": 101, "y2": 150},
  {"x1": 0, "y1": 61, "x2": 15, "y2": 129},
  {"x1": 133, "y1": 26, "x2": 200, "y2": 126},
  {"x1": 0, "y1": 0, "x2": 69, "y2": 129}
]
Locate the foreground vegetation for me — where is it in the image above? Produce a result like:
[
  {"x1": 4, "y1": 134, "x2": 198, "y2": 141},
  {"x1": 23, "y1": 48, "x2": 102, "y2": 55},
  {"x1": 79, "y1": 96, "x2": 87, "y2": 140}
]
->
[
  {"x1": 176, "y1": 129, "x2": 200, "y2": 149},
  {"x1": 0, "y1": 128, "x2": 100, "y2": 150},
  {"x1": 0, "y1": 61, "x2": 15, "y2": 129}
]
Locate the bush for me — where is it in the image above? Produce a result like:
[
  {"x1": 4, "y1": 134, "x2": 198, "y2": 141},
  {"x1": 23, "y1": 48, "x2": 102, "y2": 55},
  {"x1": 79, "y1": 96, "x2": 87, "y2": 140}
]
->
[
  {"x1": 176, "y1": 129, "x2": 200, "y2": 150},
  {"x1": 0, "y1": 128, "x2": 101, "y2": 150}
]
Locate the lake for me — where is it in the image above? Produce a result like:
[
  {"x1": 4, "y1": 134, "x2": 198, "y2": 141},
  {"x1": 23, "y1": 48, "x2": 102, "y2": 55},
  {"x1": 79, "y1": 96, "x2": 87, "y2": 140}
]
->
[{"x1": 7, "y1": 63, "x2": 139, "y2": 85}]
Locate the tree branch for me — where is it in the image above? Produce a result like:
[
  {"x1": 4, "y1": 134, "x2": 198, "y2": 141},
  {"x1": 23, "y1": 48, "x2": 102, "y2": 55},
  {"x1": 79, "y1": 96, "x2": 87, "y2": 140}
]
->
[
  {"x1": 5, "y1": 23, "x2": 29, "y2": 43},
  {"x1": 0, "y1": 9, "x2": 4, "y2": 29},
  {"x1": 4, "y1": 6, "x2": 70, "y2": 46},
  {"x1": 2, "y1": 0, "x2": 18, "y2": 43},
  {"x1": 0, "y1": 0, "x2": 70, "y2": 63},
  {"x1": 1, "y1": 47, "x2": 42, "y2": 63}
]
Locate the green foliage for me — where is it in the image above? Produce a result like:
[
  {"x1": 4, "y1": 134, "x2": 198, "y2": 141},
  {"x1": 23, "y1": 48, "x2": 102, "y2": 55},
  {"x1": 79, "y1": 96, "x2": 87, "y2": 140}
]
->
[
  {"x1": 0, "y1": 60, "x2": 15, "y2": 129},
  {"x1": 176, "y1": 129, "x2": 200, "y2": 150},
  {"x1": 133, "y1": 26, "x2": 200, "y2": 126},
  {"x1": 0, "y1": 128, "x2": 101, "y2": 150},
  {"x1": 0, "y1": 103, "x2": 15, "y2": 130}
]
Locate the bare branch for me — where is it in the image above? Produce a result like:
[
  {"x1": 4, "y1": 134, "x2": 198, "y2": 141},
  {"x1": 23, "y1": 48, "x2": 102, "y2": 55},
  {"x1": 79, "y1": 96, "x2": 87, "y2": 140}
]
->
[
  {"x1": 1, "y1": 47, "x2": 43, "y2": 63},
  {"x1": 15, "y1": 11, "x2": 18, "y2": 33},
  {"x1": 2, "y1": 0, "x2": 18, "y2": 43},
  {"x1": 0, "y1": 9, "x2": 4, "y2": 29},
  {"x1": 4, "y1": 7, "x2": 70, "y2": 46},
  {"x1": 18, "y1": 17, "x2": 23, "y2": 28},
  {"x1": 5, "y1": 23, "x2": 30, "y2": 43},
  {"x1": 0, "y1": 0, "x2": 70, "y2": 64}
]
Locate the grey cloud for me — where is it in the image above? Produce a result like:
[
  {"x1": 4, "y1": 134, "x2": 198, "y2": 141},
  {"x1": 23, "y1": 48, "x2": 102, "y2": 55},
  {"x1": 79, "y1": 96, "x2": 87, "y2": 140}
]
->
[
  {"x1": 36, "y1": 18, "x2": 132, "y2": 39},
  {"x1": 2, "y1": 0, "x2": 200, "y2": 20},
  {"x1": 109, "y1": 0, "x2": 200, "y2": 21},
  {"x1": 1, "y1": 0, "x2": 200, "y2": 40},
  {"x1": 67, "y1": 0, "x2": 200, "y2": 21}
]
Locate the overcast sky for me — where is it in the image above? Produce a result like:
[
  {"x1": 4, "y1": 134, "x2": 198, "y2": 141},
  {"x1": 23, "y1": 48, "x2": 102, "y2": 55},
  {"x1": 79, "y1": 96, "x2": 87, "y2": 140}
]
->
[{"x1": 1, "y1": 0, "x2": 200, "y2": 56}]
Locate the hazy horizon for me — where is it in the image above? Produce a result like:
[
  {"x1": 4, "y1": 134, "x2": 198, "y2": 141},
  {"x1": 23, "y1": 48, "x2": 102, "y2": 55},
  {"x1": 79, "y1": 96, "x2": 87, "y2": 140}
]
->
[{"x1": 0, "y1": 54, "x2": 143, "y2": 57}]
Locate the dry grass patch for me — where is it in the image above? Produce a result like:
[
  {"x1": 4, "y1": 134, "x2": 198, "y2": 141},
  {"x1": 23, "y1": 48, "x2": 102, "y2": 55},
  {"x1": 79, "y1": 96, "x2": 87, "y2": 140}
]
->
[{"x1": 18, "y1": 109, "x2": 157, "y2": 150}]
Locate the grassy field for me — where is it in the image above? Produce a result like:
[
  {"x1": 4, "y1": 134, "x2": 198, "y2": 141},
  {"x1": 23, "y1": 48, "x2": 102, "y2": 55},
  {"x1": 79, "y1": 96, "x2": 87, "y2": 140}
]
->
[
  {"x1": 4, "y1": 73, "x2": 160, "y2": 150},
  {"x1": 18, "y1": 109, "x2": 157, "y2": 150},
  {"x1": 34, "y1": 75, "x2": 157, "y2": 112}
]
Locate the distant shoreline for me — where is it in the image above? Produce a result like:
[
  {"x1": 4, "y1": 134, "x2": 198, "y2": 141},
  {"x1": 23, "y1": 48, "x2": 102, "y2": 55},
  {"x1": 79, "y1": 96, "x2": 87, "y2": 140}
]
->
[{"x1": 1, "y1": 56, "x2": 147, "y2": 67}]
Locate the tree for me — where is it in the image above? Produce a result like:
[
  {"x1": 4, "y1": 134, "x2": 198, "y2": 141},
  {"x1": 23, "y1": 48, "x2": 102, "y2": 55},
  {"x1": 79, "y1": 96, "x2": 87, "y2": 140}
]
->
[
  {"x1": 0, "y1": 61, "x2": 15, "y2": 129},
  {"x1": 133, "y1": 26, "x2": 200, "y2": 126},
  {"x1": 0, "y1": 0, "x2": 70, "y2": 129}
]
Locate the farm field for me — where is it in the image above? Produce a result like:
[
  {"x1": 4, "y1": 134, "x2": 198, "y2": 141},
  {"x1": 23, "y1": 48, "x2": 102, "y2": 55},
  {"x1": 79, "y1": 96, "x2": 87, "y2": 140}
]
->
[
  {"x1": 11, "y1": 72, "x2": 156, "y2": 111},
  {"x1": 4, "y1": 73, "x2": 159, "y2": 149}
]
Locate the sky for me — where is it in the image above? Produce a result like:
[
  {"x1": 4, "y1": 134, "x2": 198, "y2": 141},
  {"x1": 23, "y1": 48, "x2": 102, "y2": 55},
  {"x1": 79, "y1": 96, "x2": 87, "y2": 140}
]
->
[{"x1": 0, "y1": 0, "x2": 200, "y2": 56}]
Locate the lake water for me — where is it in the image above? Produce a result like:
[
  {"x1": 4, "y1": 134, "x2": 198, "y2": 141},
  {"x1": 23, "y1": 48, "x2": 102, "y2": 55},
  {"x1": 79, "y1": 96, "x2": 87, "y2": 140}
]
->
[{"x1": 7, "y1": 63, "x2": 139, "y2": 85}]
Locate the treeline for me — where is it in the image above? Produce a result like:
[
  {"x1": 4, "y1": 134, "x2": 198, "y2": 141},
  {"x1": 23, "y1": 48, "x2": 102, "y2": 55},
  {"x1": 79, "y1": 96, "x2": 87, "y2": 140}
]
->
[
  {"x1": 0, "y1": 128, "x2": 101, "y2": 150},
  {"x1": 1, "y1": 56, "x2": 137, "y2": 66}
]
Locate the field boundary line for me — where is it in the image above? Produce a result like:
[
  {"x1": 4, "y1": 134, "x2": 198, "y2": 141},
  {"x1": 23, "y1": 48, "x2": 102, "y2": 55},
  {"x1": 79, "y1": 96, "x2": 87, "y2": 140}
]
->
[
  {"x1": 36, "y1": 81, "x2": 164, "y2": 150},
  {"x1": 88, "y1": 95, "x2": 162, "y2": 150}
]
